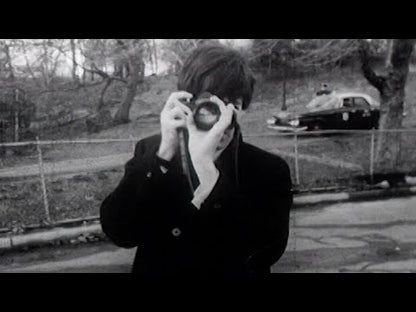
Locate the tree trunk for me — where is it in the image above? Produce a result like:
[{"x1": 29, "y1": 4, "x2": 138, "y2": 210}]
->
[
  {"x1": 113, "y1": 59, "x2": 142, "y2": 125},
  {"x1": 282, "y1": 66, "x2": 287, "y2": 111},
  {"x1": 359, "y1": 39, "x2": 415, "y2": 175},
  {"x1": 41, "y1": 40, "x2": 51, "y2": 89},
  {"x1": 70, "y1": 39, "x2": 79, "y2": 83},
  {"x1": 97, "y1": 78, "x2": 113, "y2": 112},
  {"x1": 385, "y1": 39, "x2": 394, "y2": 67},
  {"x1": 4, "y1": 42, "x2": 15, "y2": 81},
  {"x1": 152, "y1": 39, "x2": 158, "y2": 74},
  {"x1": 375, "y1": 87, "x2": 405, "y2": 172}
]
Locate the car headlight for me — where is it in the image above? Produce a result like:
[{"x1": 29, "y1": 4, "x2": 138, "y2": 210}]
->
[
  {"x1": 267, "y1": 118, "x2": 276, "y2": 125},
  {"x1": 289, "y1": 119, "x2": 300, "y2": 127}
]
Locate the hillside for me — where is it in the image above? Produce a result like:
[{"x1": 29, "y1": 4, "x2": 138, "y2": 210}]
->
[
  {"x1": 3, "y1": 68, "x2": 412, "y2": 167},
  {"x1": 2, "y1": 68, "x2": 416, "y2": 228},
  {"x1": 42, "y1": 67, "x2": 416, "y2": 140}
]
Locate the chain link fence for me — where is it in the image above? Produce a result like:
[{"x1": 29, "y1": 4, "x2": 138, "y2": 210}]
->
[
  {"x1": 1, "y1": 129, "x2": 416, "y2": 232},
  {"x1": 245, "y1": 129, "x2": 416, "y2": 191},
  {"x1": 0, "y1": 138, "x2": 134, "y2": 232}
]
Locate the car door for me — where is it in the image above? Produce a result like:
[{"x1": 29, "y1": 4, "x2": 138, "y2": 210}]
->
[
  {"x1": 352, "y1": 97, "x2": 373, "y2": 129},
  {"x1": 339, "y1": 97, "x2": 355, "y2": 129}
]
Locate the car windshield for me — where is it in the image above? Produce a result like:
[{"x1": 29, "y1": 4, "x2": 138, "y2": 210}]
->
[{"x1": 306, "y1": 94, "x2": 341, "y2": 112}]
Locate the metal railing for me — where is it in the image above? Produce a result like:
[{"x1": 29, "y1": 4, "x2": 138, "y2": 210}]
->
[
  {"x1": 0, "y1": 136, "x2": 137, "y2": 227},
  {"x1": 0, "y1": 128, "x2": 415, "y2": 229},
  {"x1": 245, "y1": 128, "x2": 416, "y2": 189}
]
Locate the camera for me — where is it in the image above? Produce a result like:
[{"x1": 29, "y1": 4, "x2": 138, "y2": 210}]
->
[{"x1": 181, "y1": 92, "x2": 236, "y2": 131}]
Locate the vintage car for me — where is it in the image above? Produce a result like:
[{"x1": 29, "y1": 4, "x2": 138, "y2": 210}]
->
[{"x1": 267, "y1": 92, "x2": 380, "y2": 132}]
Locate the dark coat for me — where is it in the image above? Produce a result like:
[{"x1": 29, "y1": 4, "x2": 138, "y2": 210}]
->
[{"x1": 100, "y1": 131, "x2": 293, "y2": 275}]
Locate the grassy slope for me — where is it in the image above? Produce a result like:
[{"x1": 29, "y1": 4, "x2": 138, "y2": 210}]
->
[{"x1": 28, "y1": 67, "x2": 416, "y2": 162}]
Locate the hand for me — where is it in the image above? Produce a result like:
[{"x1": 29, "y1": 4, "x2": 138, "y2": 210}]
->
[
  {"x1": 185, "y1": 96, "x2": 236, "y2": 208},
  {"x1": 157, "y1": 91, "x2": 193, "y2": 161},
  {"x1": 185, "y1": 95, "x2": 236, "y2": 165}
]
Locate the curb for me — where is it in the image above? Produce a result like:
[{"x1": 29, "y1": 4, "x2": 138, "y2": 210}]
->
[
  {"x1": 293, "y1": 185, "x2": 416, "y2": 208},
  {"x1": 2, "y1": 185, "x2": 416, "y2": 252},
  {"x1": 0, "y1": 223, "x2": 103, "y2": 252}
]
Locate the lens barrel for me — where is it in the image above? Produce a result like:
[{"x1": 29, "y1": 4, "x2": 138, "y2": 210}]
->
[
  {"x1": 180, "y1": 92, "x2": 235, "y2": 131},
  {"x1": 193, "y1": 99, "x2": 221, "y2": 131}
]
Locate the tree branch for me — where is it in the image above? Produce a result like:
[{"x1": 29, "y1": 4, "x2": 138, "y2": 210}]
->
[
  {"x1": 390, "y1": 39, "x2": 415, "y2": 69},
  {"x1": 54, "y1": 43, "x2": 128, "y2": 84},
  {"x1": 358, "y1": 39, "x2": 386, "y2": 91}
]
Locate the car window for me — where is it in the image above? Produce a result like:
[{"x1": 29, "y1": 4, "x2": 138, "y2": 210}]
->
[
  {"x1": 342, "y1": 98, "x2": 354, "y2": 107},
  {"x1": 353, "y1": 97, "x2": 370, "y2": 108}
]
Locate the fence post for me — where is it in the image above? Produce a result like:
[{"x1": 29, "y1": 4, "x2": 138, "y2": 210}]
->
[
  {"x1": 130, "y1": 135, "x2": 135, "y2": 155},
  {"x1": 294, "y1": 133, "x2": 300, "y2": 186},
  {"x1": 14, "y1": 111, "x2": 19, "y2": 142},
  {"x1": 370, "y1": 129, "x2": 375, "y2": 184},
  {"x1": 398, "y1": 128, "x2": 403, "y2": 169},
  {"x1": 36, "y1": 136, "x2": 51, "y2": 223}
]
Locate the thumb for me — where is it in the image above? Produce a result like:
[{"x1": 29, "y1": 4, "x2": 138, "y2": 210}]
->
[{"x1": 185, "y1": 110, "x2": 197, "y2": 132}]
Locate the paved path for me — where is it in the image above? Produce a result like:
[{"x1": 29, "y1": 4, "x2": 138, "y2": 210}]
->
[
  {"x1": 274, "y1": 195, "x2": 416, "y2": 273},
  {"x1": 0, "y1": 153, "x2": 132, "y2": 179},
  {"x1": 271, "y1": 149, "x2": 363, "y2": 170},
  {"x1": 0, "y1": 242, "x2": 135, "y2": 273},
  {"x1": 2, "y1": 195, "x2": 416, "y2": 273}
]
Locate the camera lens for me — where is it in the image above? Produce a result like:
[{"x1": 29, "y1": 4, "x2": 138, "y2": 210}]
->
[{"x1": 194, "y1": 101, "x2": 221, "y2": 131}]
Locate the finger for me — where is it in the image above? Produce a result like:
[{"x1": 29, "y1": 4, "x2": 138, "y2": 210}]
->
[
  {"x1": 165, "y1": 91, "x2": 193, "y2": 110},
  {"x1": 169, "y1": 118, "x2": 187, "y2": 128},
  {"x1": 174, "y1": 101, "x2": 194, "y2": 117},
  {"x1": 185, "y1": 109, "x2": 197, "y2": 132},
  {"x1": 209, "y1": 95, "x2": 227, "y2": 113},
  {"x1": 174, "y1": 90, "x2": 194, "y2": 99},
  {"x1": 217, "y1": 104, "x2": 234, "y2": 126},
  {"x1": 211, "y1": 104, "x2": 234, "y2": 134},
  {"x1": 231, "y1": 104, "x2": 240, "y2": 113},
  {"x1": 168, "y1": 106, "x2": 187, "y2": 120}
]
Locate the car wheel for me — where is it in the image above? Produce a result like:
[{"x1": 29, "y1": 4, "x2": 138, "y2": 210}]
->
[
  {"x1": 309, "y1": 123, "x2": 322, "y2": 131},
  {"x1": 308, "y1": 123, "x2": 322, "y2": 137}
]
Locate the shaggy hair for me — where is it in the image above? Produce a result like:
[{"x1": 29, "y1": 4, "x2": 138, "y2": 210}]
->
[{"x1": 177, "y1": 44, "x2": 256, "y2": 110}]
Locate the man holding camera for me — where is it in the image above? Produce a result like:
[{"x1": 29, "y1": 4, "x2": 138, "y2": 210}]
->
[{"x1": 100, "y1": 44, "x2": 293, "y2": 275}]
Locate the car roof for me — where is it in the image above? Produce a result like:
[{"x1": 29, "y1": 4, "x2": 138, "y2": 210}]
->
[
  {"x1": 333, "y1": 92, "x2": 379, "y2": 106},
  {"x1": 334, "y1": 92, "x2": 373, "y2": 100}
]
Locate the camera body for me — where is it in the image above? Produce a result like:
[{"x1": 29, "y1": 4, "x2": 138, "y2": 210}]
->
[{"x1": 181, "y1": 92, "x2": 236, "y2": 131}]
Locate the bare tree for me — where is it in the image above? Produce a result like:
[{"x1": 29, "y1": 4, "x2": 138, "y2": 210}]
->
[
  {"x1": 0, "y1": 40, "x2": 16, "y2": 81},
  {"x1": 160, "y1": 39, "x2": 219, "y2": 73},
  {"x1": 12, "y1": 39, "x2": 66, "y2": 89},
  {"x1": 358, "y1": 39, "x2": 416, "y2": 175},
  {"x1": 250, "y1": 39, "x2": 363, "y2": 111},
  {"x1": 74, "y1": 39, "x2": 128, "y2": 111},
  {"x1": 76, "y1": 39, "x2": 146, "y2": 126},
  {"x1": 38, "y1": 39, "x2": 65, "y2": 88},
  {"x1": 70, "y1": 39, "x2": 79, "y2": 83},
  {"x1": 113, "y1": 39, "x2": 145, "y2": 124},
  {"x1": 152, "y1": 39, "x2": 158, "y2": 74}
]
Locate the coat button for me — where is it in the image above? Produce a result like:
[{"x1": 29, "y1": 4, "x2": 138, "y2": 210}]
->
[
  {"x1": 171, "y1": 227, "x2": 181, "y2": 237},
  {"x1": 146, "y1": 171, "x2": 152, "y2": 178},
  {"x1": 214, "y1": 203, "x2": 222, "y2": 209}
]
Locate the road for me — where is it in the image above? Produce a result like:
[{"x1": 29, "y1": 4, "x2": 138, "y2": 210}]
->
[{"x1": 2, "y1": 195, "x2": 416, "y2": 273}]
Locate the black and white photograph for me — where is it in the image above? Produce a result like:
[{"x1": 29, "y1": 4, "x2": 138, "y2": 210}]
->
[{"x1": 0, "y1": 38, "x2": 415, "y2": 275}]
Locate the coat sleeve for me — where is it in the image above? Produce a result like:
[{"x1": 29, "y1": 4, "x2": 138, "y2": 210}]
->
[
  {"x1": 100, "y1": 138, "x2": 176, "y2": 248},
  {"x1": 200, "y1": 155, "x2": 293, "y2": 274}
]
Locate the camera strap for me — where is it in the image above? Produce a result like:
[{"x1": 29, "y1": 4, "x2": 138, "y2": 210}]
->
[
  {"x1": 178, "y1": 128, "x2": 195, "y2": 194},
  {"x1": 178, "y1": 125, "x2": 241, "y2": 197}
]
